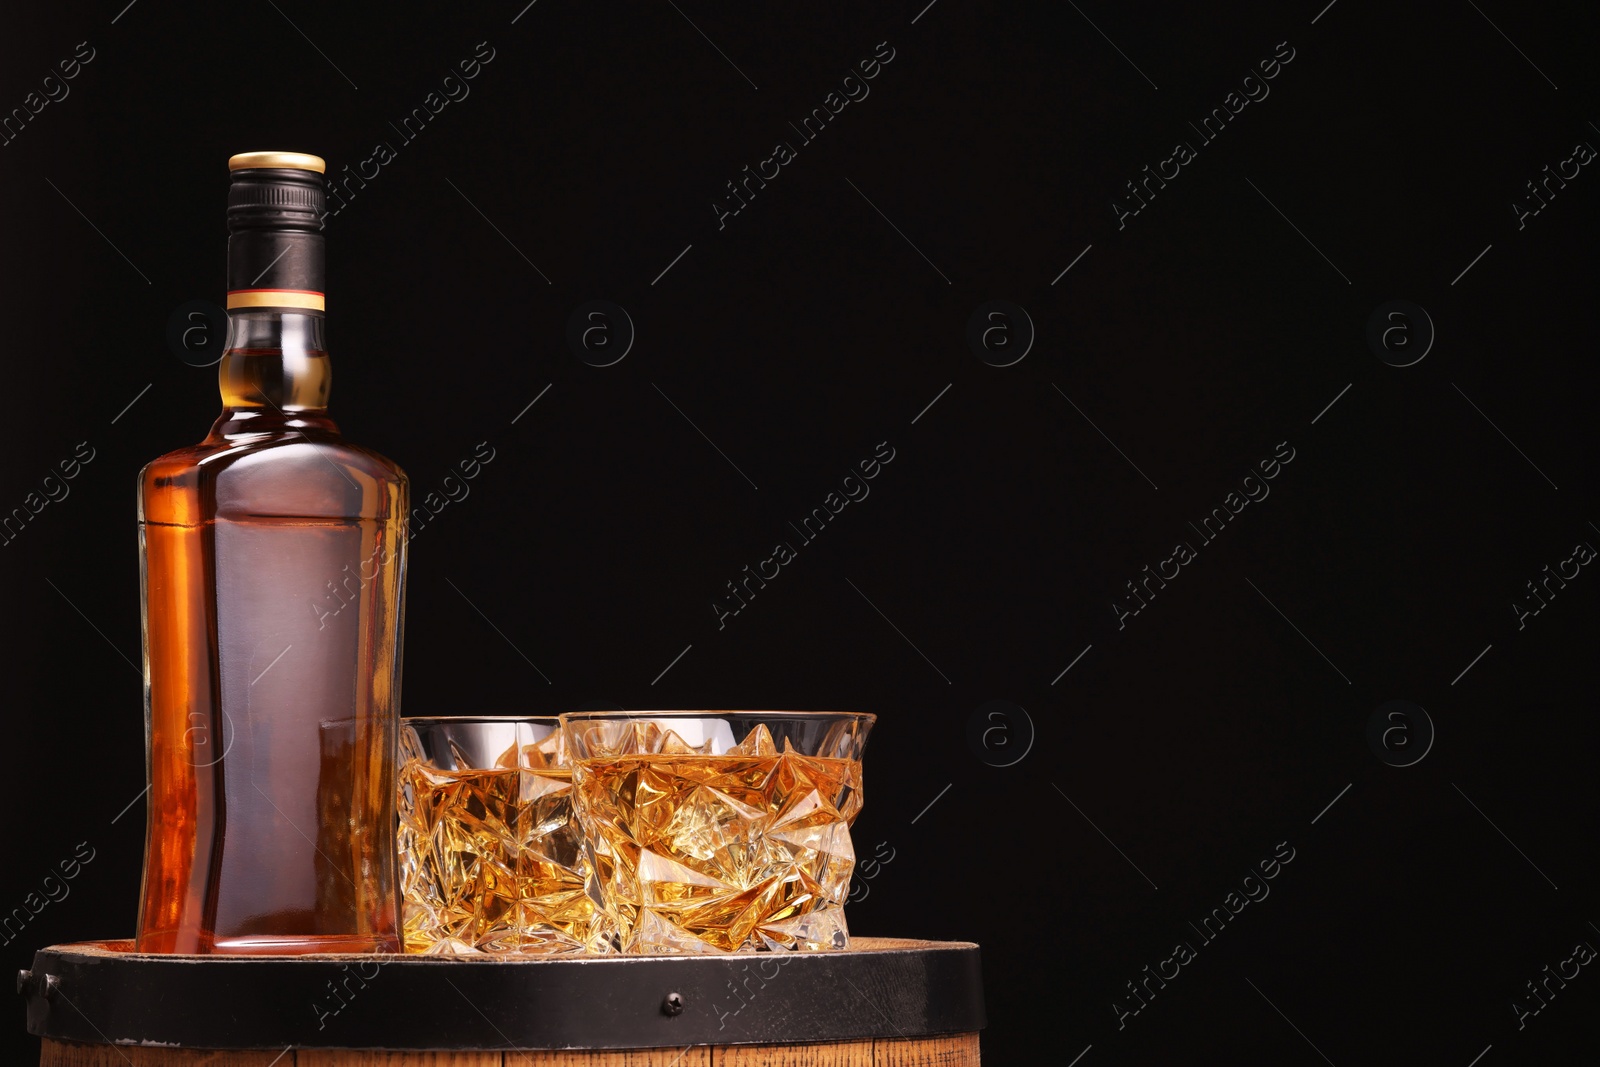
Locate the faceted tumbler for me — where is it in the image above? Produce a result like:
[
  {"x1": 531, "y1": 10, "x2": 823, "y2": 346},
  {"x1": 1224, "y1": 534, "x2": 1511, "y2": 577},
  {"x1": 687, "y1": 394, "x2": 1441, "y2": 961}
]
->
[
  {"x1": 397, "y1": 717, "x2": 612, "y2": 955},
  {"x1": 561, "y1": 711, "x2": 874, "y2": 954}
]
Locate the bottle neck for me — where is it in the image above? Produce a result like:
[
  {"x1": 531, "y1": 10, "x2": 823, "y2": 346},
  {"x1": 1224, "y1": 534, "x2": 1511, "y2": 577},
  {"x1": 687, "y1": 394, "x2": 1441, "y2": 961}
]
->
[
  {"x1": 221, "y1": 164, "x2": 330, "y2": 437},
  {"x1": 214, "y1": 310, "x2": 333, "y2": 435}
]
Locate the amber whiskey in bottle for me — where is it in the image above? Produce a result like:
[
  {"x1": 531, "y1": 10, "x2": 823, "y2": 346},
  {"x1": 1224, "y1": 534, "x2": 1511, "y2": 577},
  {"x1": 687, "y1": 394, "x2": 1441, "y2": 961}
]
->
[{"x1": 136, "y1": 152, "x2": 407, "y2": 954}]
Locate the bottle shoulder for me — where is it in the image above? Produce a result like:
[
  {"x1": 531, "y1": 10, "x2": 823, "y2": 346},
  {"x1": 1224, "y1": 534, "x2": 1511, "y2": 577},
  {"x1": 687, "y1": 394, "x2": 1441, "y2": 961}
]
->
[{"x1": 140, "y1": 432, "x2": 408, "y2": 525}]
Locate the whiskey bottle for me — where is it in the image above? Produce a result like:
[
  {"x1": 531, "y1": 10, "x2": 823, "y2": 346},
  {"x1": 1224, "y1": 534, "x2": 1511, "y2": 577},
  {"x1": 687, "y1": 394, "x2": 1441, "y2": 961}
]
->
[{"x1": 136, "y1": 152, "x2": 407, "y2": 954}]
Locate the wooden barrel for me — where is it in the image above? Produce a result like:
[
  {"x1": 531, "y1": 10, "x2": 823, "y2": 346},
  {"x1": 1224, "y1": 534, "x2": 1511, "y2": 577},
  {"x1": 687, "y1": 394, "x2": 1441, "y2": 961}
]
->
[{"x1": 23, "y1": 938, "x2": 983, "y2": 1065}]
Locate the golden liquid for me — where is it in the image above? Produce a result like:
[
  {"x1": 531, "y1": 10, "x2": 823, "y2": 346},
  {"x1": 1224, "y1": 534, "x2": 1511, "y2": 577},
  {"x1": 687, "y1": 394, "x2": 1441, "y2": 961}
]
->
[
  {"x1": 136, "y1": 346, "x2": 407, "y2": 955},
  {"x1": 398, "y1": 759, "x2": 610, "y2": 954},
  {"x1": 574, "y1": 749, "x2": 863, "y2": 953}
]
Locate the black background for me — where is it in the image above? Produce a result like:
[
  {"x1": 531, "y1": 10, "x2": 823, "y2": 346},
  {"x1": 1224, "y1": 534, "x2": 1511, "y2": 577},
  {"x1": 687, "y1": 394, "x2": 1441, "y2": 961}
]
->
[{"x1": 4, "y1": 1, "x2": 1598, "y2": 1063}]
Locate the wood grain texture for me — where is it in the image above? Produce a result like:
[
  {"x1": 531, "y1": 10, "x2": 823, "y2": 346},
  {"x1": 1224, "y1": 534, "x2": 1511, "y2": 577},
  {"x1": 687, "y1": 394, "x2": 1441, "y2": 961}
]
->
[
  {"x1": 41, "y1": 1038, "x2": 292, "y2": 1065},
  {"x1": 41, "y1": 1033, "x2": 980, "y2": 1065},
  {"x1": 42, "y1": 938, "x2": 969, "y2": 961},
  {"x1": 872, "y1": 1034, "x2": 980, "y2": 1066},
  {"x1": 715, "y1": 1039, "x2": 874, "y2": 1065},
  {"x1": 296, "y1": 1053, "x2": 503, "y2": 1066},
  {"x1": 503, "y1": 1049, "x2": 711, "y2": 1067}
]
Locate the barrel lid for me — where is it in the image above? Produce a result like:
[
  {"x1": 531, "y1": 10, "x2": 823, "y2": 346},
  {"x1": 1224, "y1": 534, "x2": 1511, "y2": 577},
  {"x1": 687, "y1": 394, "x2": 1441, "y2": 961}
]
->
[{"x1": 21, "y1": 938, "x2": 986, "y2": 1051}]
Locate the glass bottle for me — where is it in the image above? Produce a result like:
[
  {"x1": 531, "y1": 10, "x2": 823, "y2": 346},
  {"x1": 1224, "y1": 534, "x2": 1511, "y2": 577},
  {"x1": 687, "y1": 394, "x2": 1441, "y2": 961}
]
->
[{"x1": 136, "y1": 152, "x2": 407, "y2": 953}]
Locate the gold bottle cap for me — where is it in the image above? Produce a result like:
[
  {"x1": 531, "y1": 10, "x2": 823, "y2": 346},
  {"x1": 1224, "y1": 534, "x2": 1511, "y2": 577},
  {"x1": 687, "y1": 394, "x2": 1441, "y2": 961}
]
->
[{"x1": 227, "y1": 151, "x2": 326, "y2": 173}]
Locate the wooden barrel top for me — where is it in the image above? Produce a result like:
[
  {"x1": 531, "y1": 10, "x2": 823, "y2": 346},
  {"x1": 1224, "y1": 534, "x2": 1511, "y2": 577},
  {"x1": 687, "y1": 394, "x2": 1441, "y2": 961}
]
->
[
  {"x1": 39, "y1": 1034, "x2": 981, "y2": 1064},
  {"x1": 21, "y1": 938, "x2": 984, "y2": 1053}
]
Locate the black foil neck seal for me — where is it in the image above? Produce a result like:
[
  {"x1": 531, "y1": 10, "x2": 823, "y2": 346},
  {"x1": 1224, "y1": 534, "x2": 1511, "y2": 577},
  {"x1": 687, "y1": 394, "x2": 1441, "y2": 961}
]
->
[{"x1": 226, "y1": 167, "x2": 326, "y2": 303}]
